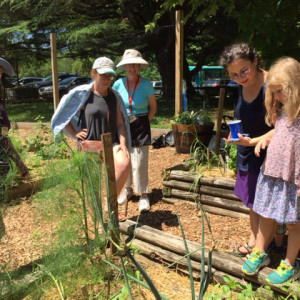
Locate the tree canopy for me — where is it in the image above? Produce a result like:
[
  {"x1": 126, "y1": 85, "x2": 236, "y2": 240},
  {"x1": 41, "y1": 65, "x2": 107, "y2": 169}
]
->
[{"x1": 1, "y1": 0, "x2": 300, "y2": 97}]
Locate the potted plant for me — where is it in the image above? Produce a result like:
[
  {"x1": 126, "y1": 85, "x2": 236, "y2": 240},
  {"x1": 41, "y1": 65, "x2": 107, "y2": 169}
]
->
[{"x1": 171, "y1": 110, "x2": 214, "y2": 153}]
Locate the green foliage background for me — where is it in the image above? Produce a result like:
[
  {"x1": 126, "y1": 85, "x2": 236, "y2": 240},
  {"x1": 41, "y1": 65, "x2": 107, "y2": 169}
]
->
[{"x1": 1, "y1": 0, "x2": 299, "y2": 98}]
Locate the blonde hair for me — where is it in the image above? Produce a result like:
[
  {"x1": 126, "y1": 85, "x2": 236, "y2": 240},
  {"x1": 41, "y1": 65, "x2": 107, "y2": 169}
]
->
[{"x1": 265, "y1": 57, "x2": 300, "y2": 125}]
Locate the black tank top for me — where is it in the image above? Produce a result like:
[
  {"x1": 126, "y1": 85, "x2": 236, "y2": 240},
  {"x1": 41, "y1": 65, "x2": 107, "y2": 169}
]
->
[
  {"x1": 234, "y1": 85, "x2": 272, "y2": 172},
  {"x1": 81, "y1": 90, "x2": 119, "y2": 143}
]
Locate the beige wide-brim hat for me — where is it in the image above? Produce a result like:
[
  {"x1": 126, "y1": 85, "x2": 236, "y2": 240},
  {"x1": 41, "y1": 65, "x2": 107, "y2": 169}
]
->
[{"x1": 116, "y1": 49, "x2": 148, "y2": 70}]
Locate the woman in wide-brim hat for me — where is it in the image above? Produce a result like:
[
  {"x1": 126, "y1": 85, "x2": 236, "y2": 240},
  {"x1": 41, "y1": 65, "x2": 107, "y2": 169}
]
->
[
  {"x1": 113, "y1": 49, "x2": 157, "y2": 214},
  {"x1": 116, "y1": 49, "x2": 149, "y2": 70}
]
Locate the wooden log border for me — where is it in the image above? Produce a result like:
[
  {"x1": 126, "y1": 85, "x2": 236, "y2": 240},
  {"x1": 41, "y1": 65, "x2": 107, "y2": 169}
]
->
[
  {"x1": 162, "y1": 168, "x2": 250, "y2": 218},
  {"x1": 120, "y1": 219, "x2": 300, "y2": 297}
]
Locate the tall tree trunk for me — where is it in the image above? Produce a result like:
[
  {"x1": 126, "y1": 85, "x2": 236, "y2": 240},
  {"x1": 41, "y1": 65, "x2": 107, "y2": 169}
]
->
[{"x1": 148, "y1": 10, "x2": 176, "y2": 101}]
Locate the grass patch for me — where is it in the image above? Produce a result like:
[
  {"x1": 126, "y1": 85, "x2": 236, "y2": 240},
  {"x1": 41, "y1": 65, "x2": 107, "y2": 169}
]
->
[
  {"x1": 5, "y1": 94, "x2": 236, "y2": 128},
  {"x1": 5, "y1": 102, "x2": 54, "y2": 122}
]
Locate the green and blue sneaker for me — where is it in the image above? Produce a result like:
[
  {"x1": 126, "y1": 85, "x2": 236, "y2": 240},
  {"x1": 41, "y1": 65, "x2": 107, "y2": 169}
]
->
[
  {"x1": 242, "y1": 247, "x2": 270, "y2": 275},
  {"x1": 266, "y1": 260, "x2": 300, "y2": 285}
]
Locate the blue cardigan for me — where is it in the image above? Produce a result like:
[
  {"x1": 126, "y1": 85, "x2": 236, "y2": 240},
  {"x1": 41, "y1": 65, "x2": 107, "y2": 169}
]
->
[{"x1": 51, "y1": 82, "x2": 131, "y2": 149}]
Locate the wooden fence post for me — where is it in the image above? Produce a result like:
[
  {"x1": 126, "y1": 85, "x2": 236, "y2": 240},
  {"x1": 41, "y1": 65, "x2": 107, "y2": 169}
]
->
[
  {"x1": 214, "y1": 87, "x2": 225, "y2": 154},
  {"x1": 175, "y1": 9, "x2": 183, "y2": 116},
  {"x1": 101, "y1": 133, "x2": 119, "y2": 254},
  {"x1": 50, "y1": 33, "x2": 59, "y2": 111}
]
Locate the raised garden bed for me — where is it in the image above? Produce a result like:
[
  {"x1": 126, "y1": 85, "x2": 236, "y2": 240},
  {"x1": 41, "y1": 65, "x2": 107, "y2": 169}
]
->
[
  {"x1": 119, "y1": 219, "x2": 300, "y2": 298},
  {"x1": 162, "y1": 163, "x2": 249, "y2": 219},
  {"x1": 1, "y1": 125, "x2": 299, "y2": 298}
]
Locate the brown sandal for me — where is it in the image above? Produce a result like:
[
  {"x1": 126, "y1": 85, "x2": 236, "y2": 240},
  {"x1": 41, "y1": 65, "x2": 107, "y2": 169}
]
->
[{"x1": 233, "y1": 242, "x2": 253, "y2": 257}]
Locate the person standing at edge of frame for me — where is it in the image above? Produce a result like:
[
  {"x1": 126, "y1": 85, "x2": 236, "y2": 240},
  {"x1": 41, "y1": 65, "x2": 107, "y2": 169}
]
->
[
  {"x1": 0, "y1": 58, "x2": 29, "y2": 178},
  {"x1": 113, "y1": 49, "x2": 157, "y2": 213}
]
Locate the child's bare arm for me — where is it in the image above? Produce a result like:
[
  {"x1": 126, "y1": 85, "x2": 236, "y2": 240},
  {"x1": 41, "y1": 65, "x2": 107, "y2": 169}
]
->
[{"x1": 223, "y1": 129, "x2": 274, "y2": 148}]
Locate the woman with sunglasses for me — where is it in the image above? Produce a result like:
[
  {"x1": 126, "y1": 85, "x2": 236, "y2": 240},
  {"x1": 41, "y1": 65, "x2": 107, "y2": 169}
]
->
[
  {"x1": 219, "y1": 43, "x2": 276, "y2": 256},
  {"x1": 51, "y1": 57, "x2": 130, "y2": 201}
]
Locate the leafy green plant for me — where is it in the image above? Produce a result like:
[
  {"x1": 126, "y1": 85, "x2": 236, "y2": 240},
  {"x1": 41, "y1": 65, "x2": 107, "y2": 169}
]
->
[
  {"x1": 172, "y1": 110, "x2": 213, "y2": 125},
  {"x1": 24, "y1": 116, "x2": 69, "y2": 160},
  {"x1": 203, "y1": 275, "x2": 289, "y2": 300},
  {"x1": 225, "y1": 144, "x2": 237, "y2": 174},
  {"x1": 0, "y1": 134, "x2": 25, "y2": 196}
]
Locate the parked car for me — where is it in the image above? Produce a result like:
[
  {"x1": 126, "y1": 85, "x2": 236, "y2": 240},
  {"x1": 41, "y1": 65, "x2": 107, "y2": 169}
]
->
[
  {"x1": 201, "y1": 78, "x2": 231, "y2": 88},
  {"x1": 201, "y1": 78, "x2": 238, "y2": 99},
  {"x1": 39, "y1": 76, "x2": 92, "y2": 99},
  {"x1": 226, "y1": 79, "x2": 239, "y2": 97},
  {"x1": 151, "y1": 80, "x2": 163, "y2": 96},
  {"x1": 13, "y1": 77, "x2": 44, "y2": 86},
  {"x1": 227, "y1": 80, "x2": 239, "y2": 88},
  {"x1": 25, "y1": 73, "x2": 80, "y2": 89}
]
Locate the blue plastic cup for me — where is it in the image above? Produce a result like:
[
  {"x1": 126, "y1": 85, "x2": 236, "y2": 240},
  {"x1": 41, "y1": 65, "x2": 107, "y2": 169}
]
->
[{"x1": 228, "y1": 120, "x2": 241, "y2": 139}]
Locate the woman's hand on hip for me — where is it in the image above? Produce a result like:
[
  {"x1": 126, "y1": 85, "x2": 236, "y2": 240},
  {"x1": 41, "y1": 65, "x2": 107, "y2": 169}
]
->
[{"x1": 75, "y1": 128, "x2": 87, "y2": 140}]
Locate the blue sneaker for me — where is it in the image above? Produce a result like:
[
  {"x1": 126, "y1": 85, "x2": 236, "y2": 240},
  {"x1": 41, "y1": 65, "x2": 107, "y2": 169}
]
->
[
  {"x1": 266, "y1": 260, "x2": 300, "y2": 285},
  {"x1": 242, "y1": 248, "x2": 270, "y2": 275}
]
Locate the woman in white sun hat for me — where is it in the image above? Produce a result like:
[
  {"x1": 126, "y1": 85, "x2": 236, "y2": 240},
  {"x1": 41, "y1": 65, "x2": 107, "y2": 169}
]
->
[{"x1": 113, "y1": 49, "x2": 157, "y2": 213}]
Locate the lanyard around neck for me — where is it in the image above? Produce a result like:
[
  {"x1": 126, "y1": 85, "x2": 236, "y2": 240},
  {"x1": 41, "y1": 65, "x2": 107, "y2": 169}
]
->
[{"x1": 126, "y1": 76, "x2": 139, "y2": 114}]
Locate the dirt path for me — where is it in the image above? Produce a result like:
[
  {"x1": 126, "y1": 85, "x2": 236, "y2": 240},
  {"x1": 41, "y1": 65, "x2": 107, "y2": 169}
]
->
[{"x1": 0, "y1": 141, "x2": 250, "y2": 262}]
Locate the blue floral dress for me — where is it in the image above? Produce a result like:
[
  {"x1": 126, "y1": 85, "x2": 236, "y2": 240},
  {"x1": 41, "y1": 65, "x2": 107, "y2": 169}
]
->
[{"x1": 253, "y1": 115, "x2": 300, "y2": 223}]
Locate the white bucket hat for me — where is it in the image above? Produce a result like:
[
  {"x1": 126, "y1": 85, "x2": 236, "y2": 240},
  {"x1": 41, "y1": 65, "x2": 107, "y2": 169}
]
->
[
  {"x1": 116, "y1": 49, "x2": 148, "y2": 70},
  {"x1": 92, "y1": 57, "x2": 116, "y2": 75}
]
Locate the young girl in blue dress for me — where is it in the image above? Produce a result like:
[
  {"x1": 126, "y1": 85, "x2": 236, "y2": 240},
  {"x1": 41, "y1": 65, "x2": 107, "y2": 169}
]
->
[{"x1": 242, "y1": 57, "x2": 300, "y2": 285}]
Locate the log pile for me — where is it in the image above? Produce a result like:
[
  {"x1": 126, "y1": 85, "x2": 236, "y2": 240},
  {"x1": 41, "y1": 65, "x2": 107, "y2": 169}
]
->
[
  {"x1": 119, "y1": 219, "x2": 300, "y2": 298},
  {"x1": 162, "y1": 167, "x2": 249, "y2": 219}
]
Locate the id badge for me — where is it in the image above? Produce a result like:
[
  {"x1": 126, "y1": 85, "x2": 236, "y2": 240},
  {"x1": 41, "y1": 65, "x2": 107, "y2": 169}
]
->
[{"x1": 129, "y1": 115, "x2": 137, "y2": 123}]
